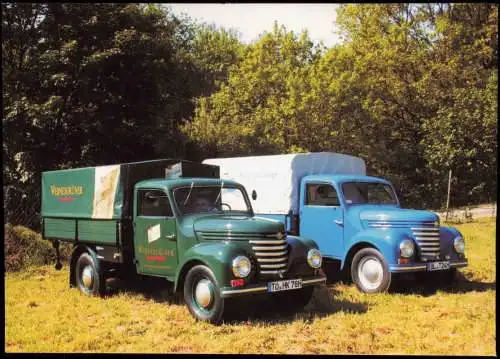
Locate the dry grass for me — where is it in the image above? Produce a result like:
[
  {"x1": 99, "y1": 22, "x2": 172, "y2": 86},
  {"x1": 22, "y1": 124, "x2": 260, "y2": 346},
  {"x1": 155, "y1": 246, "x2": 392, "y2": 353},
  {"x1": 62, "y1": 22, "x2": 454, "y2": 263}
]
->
[{"x1": 5, "y1": 217, "x2": 496, "y2": 354}]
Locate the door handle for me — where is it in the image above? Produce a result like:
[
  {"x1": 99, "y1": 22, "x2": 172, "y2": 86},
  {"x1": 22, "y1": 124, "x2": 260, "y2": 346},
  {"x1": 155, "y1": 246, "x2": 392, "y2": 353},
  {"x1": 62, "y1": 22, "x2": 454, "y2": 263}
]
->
[
  {"x1": 334, "y1": 220, "x2": 343, "y2": 226},
  {"x1": 165, "y1": 234, "x2": 176, "y2": 241}
]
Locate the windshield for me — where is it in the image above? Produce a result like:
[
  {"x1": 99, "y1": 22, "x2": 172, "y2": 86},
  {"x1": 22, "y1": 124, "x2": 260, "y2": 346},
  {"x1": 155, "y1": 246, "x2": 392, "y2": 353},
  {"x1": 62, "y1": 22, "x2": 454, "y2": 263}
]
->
[
  {"x1": 173, "y1": 184, "x2": 251, "y2": 215},
  {"x1": 342, "y1": 182, "x2": 398, "y2": 205}
]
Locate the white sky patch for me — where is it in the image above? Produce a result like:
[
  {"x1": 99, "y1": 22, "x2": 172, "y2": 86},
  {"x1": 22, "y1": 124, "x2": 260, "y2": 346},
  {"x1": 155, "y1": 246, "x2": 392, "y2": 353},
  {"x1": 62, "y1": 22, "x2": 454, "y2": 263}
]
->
[{"x1": 166, "y1": 3, "x2": 342, "y2": 47}]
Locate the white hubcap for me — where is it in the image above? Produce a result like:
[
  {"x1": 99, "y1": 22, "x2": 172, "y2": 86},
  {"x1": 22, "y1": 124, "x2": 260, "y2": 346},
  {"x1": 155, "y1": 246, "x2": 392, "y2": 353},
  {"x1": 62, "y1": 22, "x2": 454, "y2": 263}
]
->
[
  {"x1": 82, "y1": 265, "x2": 93, "y2": 289},
  {"x1": 358, "y1": 257, "x2": 384, "y2": 290},
  {"x1": 195, "y1": 279, "x2": 213, "y2": 308}
]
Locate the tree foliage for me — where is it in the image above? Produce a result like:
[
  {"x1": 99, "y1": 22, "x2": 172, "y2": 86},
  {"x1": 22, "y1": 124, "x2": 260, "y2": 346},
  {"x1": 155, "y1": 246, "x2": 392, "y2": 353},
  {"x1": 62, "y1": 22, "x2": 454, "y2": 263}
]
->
[{"x1": 184, "y1": 4, "x2": 498, "y2": 209}]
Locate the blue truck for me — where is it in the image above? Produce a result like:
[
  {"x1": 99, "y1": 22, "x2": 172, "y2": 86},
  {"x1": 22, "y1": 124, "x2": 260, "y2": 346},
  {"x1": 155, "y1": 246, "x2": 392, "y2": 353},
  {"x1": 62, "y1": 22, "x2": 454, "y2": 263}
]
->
[{"x1": 203, "y1": 152, "x2": 468, "y2": 293}]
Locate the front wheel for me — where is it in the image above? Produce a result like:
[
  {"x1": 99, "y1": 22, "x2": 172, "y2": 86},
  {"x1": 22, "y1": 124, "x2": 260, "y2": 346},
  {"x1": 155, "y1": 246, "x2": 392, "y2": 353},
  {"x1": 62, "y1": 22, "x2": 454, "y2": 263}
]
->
[
  {"x1": 351, "y1": 248, "x2": 391, "y2": 293},
  {"x1": 183, "y1": 265, "x2": 225, "y2": 324}
]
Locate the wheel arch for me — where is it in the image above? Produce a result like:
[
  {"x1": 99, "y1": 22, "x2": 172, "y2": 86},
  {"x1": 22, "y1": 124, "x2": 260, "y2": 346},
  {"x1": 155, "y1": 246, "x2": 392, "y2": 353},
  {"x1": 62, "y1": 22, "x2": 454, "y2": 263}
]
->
[
  {"x1": 174, "y1": 259, "x2": 208, "y2": 293},
  {"x1": 69, "y1": 244, "x2": 99, "y2": 287},
  {"x1": 341, "y1": 241, "x2": 379, "y2": 274}
]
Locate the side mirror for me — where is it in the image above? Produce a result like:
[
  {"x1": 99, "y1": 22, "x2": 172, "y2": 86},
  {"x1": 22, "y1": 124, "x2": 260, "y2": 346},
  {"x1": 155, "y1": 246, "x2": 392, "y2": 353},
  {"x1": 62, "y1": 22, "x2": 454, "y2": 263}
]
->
[{"x1": 251, "y1": 190, "x2": 257, "y2": 200}]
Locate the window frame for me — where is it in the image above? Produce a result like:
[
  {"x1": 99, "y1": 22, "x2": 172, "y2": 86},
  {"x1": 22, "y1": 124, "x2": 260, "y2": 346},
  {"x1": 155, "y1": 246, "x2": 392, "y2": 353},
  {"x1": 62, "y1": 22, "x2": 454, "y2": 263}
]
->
[
  {"x1": 304, "y1": 182, "x2": 341, "y2": 207},
  {"x1": 136, "y1": 188, "x2": 174, "y2": 218}
]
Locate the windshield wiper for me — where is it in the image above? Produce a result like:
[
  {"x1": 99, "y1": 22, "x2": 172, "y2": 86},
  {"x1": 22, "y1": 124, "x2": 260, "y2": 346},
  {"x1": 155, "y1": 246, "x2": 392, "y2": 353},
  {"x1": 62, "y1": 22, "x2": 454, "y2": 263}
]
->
[
  {"x1": 213, "y1": 180, "x2": 224, "y2": 207},
  {"x1": 183, "y1": 181, "x2": 194, "y2": 206}
]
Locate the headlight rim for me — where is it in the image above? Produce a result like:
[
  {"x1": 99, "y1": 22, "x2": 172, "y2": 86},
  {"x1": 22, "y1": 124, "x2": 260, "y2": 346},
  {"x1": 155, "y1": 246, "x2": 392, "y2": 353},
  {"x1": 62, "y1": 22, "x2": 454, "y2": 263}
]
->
[
  {"x1": 399, "y1": 238, "x2": 415, "y2": 258},
  {"x1": 454, "y1": 236, "x2": 465, "y2": 254},
  {"x1": 232, "y1": 255, "x2": 251, "y2": 278},
  {"x1": 307, "y1": 248, "x2": 322, "y2": 269}
]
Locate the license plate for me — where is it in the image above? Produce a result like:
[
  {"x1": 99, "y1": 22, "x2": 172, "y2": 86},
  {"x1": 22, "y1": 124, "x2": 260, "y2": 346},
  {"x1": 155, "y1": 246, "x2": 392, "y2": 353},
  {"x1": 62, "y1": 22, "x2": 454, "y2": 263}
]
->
[
  {"x1": 267, "y1": 279, "x2": 302, "y2": 292},
  {"x1": 427, "y1": 261, "x2": 450, "y2": 271}
]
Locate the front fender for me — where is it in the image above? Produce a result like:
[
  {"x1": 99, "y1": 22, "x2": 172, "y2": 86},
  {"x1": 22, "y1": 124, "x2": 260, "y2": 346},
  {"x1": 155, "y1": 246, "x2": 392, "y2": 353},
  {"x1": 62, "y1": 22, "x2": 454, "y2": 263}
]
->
[
  {"x1": 174, "y1": 241, "x2": 252, "y2": 292},
  {"x1": 439, "y1": 225, "x2": 464, "y2": 260},
  {"x1": 342, "y1": 228, "x2": 412, "y2": 268}
]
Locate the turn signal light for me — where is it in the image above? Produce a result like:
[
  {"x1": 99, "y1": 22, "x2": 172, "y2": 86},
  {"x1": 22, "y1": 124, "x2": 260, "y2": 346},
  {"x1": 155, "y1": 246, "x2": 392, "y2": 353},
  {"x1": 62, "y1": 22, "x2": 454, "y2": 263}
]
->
[
  {"x1": 230, "y1": 279, "x2": 245, "y2": 287},
  {"x1": 398, "y1": 258, "x2": 409, "y2": 264}
]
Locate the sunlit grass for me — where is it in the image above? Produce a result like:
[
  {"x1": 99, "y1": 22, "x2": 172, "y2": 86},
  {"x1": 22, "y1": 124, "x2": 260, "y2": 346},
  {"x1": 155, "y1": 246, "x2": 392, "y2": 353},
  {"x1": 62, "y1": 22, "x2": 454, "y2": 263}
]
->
[{"x1": 5, "y1": 217, "x2": 495, "y2": 354}]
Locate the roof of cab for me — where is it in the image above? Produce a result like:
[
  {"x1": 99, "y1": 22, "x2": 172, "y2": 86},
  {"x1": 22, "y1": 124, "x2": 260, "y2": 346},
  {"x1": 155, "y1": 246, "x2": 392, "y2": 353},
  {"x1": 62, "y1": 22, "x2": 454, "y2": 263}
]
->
[
  {"x1": 135, "y1": 177, "x2": 241, "y2": 189},
  {"x1": 302, "y1": 174, "x2": 391, "y2": 185}
]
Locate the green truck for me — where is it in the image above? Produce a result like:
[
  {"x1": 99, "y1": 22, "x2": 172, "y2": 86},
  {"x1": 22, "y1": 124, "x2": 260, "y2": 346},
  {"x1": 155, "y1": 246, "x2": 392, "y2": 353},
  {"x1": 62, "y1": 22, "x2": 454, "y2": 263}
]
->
[{"x1": 41, "y1": 159, "x2": 326, "y2": 323}]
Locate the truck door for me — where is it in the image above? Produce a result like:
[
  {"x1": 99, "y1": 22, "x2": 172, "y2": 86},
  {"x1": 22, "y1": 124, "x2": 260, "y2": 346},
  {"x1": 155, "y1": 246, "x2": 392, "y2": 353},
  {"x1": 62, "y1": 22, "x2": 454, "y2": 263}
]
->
[
  {"x1": 134, "y1": 188, "x2": 178, "y2": 276},
  {"x1": 300, "y1": 182, "x2": 344, "y2": 259}
]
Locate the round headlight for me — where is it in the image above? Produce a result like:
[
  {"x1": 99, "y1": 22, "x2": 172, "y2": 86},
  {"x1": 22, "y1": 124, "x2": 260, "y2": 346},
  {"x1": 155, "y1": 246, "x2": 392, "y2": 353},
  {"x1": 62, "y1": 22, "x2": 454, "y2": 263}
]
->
[
  {"x1": 307, "y1": 249, "x2": 322, "y2": 269},
  {"x1": 454, "y1": 236, "x2": 465, "y2": 254},
  {"x1": 399, "y1": 239, "x2": 415, "y2": 258},
  {"x1": 232, "y1": 256, "x2": 251, "y2": 278}
]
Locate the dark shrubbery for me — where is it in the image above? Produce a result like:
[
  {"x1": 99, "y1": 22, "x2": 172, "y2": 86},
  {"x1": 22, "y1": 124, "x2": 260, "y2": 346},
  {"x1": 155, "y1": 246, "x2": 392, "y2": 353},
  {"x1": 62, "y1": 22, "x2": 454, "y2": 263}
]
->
[{"x1": 5, "y1": 224, "x2": 71, "y2": 272}]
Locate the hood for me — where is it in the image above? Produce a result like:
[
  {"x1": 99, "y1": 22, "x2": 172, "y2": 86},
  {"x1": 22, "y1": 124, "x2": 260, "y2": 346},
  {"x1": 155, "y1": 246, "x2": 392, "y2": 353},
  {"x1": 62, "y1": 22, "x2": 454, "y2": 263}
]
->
[
  {"x1": 359, "y1": 207, "x2": 439, "y2": 223},
  {"x1": 193, "y1": 214, "x2": 284, "y2": 240}
]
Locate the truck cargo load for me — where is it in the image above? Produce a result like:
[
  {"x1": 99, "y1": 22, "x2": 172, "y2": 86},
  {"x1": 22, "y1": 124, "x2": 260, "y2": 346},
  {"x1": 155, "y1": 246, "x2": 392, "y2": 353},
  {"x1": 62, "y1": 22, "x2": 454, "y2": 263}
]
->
[
  {"x1": 41, "y1": 159, "x2": 219, "y2": 220},
  {"x1": 203, "y1": 152, "x2": 365, "y2": 215}
]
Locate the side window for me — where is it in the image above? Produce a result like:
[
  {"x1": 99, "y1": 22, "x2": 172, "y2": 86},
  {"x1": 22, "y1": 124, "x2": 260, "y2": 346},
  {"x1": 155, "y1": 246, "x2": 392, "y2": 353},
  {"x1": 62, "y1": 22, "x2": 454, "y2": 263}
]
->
[
  {"x1": 306, "y1": 183, "x2": 340, "y2": 206},
  {"x1": 137, "y1": 189, "x2": 173, "y2": 217}
]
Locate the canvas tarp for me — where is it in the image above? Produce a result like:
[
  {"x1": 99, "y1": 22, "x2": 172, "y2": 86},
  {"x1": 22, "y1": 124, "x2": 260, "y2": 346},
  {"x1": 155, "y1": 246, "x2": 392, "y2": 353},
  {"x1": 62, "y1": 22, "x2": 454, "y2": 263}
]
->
[{"x1": 203, "y1": 152, "x2": 365, "y2": 215}]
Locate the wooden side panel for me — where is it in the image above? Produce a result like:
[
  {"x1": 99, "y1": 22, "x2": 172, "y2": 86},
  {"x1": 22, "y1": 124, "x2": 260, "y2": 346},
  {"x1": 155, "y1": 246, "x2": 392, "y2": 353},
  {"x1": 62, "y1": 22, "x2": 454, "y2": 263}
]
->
[
  {"x1": 44, "y1": 218, "x2": 76, "y2": 240},
  {"x1": 78, "y1": 220, "x2": 117, "y2": 244}
]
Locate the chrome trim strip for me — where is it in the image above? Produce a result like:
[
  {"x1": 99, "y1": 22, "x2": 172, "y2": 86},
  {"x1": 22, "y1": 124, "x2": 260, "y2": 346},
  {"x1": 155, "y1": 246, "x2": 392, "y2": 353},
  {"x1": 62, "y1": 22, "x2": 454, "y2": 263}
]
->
[
  {"x1": 390, "y1": 265, "x2": 427, "y2": 271},
  {"x1": 450, "y1": 261, "x2": 468, "y2": 267},
  {"x1": 411, "y1": 227, "x2": 440, "y2": 230},
  {"x1": 254, "y1": 250, "x2": 288, "y2": 257},
  {"x1": 260, "y1": 269, "x2": 287, "y2": 275},
  {"x1": 413, "y1": 232, "x2": 439, "y2": 236},
  {"x1": 221, "y1": 286, "x2": 267, "y2": 295},
  {"x1": 415, "y1": 237, "x2": 440, "y2": 241},
  {"x1": 302, "y1": 277, "x2": 327, "y2": 285},
  {"x1": 252, "y1": 244, "x2": 287, "y2": 251},
  {"x1": 260, "y1": 263, "x2": 287, "y2": 269},
  {"x1": 249, "y1": 239, "x2": 286, "y2": 245},
  {"x1": 257, "y1": 256, "x2": 288, "y2": 263}
]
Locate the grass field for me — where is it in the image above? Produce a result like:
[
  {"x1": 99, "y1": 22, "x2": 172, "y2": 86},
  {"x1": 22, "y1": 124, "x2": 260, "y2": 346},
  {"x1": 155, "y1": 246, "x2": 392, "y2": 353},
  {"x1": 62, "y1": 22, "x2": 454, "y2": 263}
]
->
[{"x1": 5, "y1": 217, "x2": 496, "y2": 354}]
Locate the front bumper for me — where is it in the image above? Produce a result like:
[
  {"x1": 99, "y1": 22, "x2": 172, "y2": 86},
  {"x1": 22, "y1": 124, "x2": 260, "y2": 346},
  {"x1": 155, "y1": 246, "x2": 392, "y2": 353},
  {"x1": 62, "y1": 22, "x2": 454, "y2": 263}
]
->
[
  {"x1": 220, "y1": 275, "x2": 326, "y2": 298},
  {"x1": 389, "y1": 259, "x2": 468, "y2": 273}
]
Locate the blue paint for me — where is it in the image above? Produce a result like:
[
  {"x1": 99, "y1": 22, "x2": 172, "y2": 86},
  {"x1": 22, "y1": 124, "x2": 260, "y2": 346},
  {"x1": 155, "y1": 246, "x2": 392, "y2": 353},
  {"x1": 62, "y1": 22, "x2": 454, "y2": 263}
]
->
[{"x1": 253, "y1": 173, "x2": 467, "y2": 274}]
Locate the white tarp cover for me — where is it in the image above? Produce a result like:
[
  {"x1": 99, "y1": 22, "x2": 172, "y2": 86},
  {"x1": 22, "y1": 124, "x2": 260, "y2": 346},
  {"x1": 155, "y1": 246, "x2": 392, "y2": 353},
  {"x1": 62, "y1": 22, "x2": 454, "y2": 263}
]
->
[{"x1": 203, "y1": 152, "x2": 366, "y2": 214}]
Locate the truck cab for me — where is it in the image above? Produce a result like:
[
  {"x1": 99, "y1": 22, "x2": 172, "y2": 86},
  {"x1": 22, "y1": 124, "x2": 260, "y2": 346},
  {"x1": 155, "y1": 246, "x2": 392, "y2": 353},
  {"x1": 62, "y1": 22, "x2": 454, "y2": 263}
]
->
[
  {"x1": 203, "y1": 152, "x2": 468, "y2": 294},
  {"x1": 42, "y1": 160, "x2": 326, "y2": 324},
  {"x1": 298, "y1": 174, "x2": 467, "y2": 293}
]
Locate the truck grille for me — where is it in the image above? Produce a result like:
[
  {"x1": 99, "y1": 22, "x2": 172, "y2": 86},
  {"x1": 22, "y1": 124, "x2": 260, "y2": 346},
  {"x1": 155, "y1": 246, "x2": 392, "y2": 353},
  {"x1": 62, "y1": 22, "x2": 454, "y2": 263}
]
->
[
  {"x1": 411, "y1": 224, "x2": 441, "y2": 260},
  {"x1": 196, "y1": 230, "x2": 289, "y2": 275},
  {"x1": 249, "y1": 232, "x2": 288, "y2": 275},
  {"x1": 366, "y1": 220, "x2": 440, "y2": 260}
]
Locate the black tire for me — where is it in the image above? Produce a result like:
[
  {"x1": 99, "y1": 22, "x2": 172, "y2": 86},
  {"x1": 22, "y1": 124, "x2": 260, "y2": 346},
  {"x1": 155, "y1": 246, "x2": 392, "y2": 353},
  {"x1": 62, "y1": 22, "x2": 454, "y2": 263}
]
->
[
  {"x1": 74, "y1": 252, "x2": 105, "y2": 296},
  {"x1": 183, "y1": 265, "x2": 225, "y2": 324},
  {"x1": 269, "y1": 286, "x2": 314, "y2": 313},
  {"x1": 351, "y1": 248, "x2": 391, "y2": 293}
]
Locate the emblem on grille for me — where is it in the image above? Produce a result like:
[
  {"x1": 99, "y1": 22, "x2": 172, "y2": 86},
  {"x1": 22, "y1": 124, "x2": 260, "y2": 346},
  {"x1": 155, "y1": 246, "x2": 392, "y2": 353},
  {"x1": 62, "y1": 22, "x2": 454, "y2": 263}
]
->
[{"x1": 276, "y1": 231, "x2": 284, "y2": 240}]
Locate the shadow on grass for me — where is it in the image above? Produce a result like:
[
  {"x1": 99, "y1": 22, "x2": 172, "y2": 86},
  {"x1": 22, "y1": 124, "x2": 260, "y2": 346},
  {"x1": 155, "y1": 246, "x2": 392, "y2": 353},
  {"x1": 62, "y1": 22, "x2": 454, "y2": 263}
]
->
[
  {"x1": 389, "y1": 272, "x2": 496, "y2": 297},
  {"x1": 221, "y1": 285, "x2": 368, "y2": 325},
  {"x1": 103, "y1": 276, "x2": 368, "y2": 325}
]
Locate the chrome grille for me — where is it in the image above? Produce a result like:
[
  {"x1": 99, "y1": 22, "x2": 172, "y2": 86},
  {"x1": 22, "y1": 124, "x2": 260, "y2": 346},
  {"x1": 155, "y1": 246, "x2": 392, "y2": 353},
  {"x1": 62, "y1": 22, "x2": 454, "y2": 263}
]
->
[
  {"x1": 411, "y1": 225, "x2": 441, "y2": 260},
  {"x1": 250, "y1": 232, "x2": 288, "y2": 275},
  {"x1": 197, "y1": 230, "x2": 288, "y2": 275},
  {"x1": 366, "y1": 220, "x2": 441, "y2": 260}
]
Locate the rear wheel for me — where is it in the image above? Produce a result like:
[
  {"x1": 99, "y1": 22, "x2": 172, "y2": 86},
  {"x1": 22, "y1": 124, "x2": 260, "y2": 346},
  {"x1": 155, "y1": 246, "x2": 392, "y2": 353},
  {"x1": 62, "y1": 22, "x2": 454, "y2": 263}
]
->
[
  {"x1": 75, "y1": 252, "x2": 105, "y2": 296},
  {"x1": 351, "y1": 248, "x2": 391, "y2": 293},
  {"x1": 183, "y1": 265, "x2": 225, "y2": 324}
]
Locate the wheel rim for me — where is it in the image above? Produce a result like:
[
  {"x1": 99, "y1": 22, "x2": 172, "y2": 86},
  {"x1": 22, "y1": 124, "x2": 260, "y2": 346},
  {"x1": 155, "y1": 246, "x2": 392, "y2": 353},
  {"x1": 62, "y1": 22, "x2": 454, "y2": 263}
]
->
[
  {"x1": 194, "y1": 278, "x2": 214, "y2": 309},
  {"x1": 81, "y1": 265, "x2": 94, "y2": 290},
  {"x1": 358, "y1": 256, "x2": 384, "y2": 291}
]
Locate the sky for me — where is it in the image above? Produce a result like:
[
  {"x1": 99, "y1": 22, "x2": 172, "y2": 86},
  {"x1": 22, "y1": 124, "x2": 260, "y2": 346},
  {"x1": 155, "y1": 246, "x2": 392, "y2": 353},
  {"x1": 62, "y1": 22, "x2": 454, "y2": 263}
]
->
[{"x1": 166, "y1": 3, "x2": 342, "y2": 47}]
